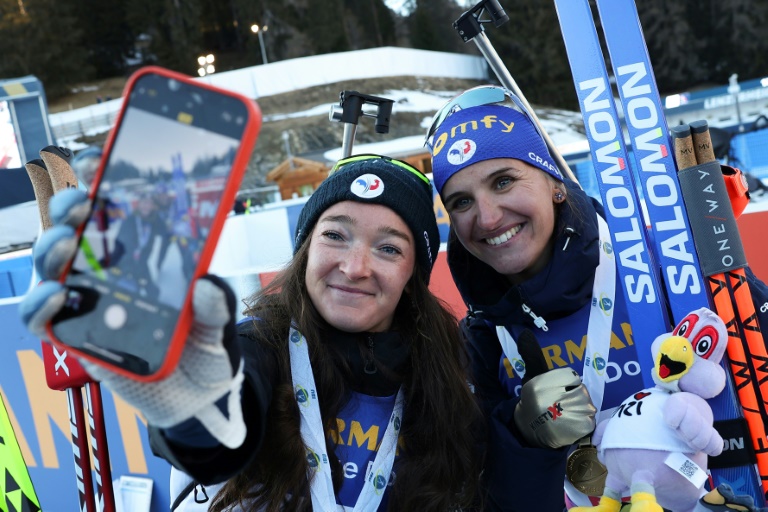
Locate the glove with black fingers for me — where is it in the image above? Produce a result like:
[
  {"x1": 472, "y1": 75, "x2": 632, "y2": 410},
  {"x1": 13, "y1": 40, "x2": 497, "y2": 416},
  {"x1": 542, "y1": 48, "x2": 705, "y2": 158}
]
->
[
  {"x1": 512, "y1": 329, "x2": 596, "y2": 449},
  {"x1": 19, "y1": 188, "x2": 246, "y2": 449}
]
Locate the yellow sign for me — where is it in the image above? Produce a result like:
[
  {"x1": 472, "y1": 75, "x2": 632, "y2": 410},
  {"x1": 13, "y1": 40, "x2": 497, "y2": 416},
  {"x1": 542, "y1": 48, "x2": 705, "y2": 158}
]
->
[{"x1": 0, "y1": 393, "x2": 40, "y2": 512}]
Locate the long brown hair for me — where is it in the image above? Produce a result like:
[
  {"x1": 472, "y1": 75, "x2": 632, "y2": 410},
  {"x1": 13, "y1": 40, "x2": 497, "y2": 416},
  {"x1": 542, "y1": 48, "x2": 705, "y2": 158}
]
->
[{"x1": 209, "y1": 234, "x2": 483, "y2": 511}]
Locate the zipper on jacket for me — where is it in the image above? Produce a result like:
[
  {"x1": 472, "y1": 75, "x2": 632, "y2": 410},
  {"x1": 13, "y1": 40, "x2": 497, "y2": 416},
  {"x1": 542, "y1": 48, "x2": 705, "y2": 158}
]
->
[
  {"x1": 467, "y1": 304, "x2": 484, "y2": 319},
  {"x1": 562, "y1": 226, "x2": 576, "y2": 251},
  {"x1": 522, "y1": 303, "x2": 548, "y2": 332},
  {"x1": 364, "y1": 336, "x2": 377, "y2": 374}
]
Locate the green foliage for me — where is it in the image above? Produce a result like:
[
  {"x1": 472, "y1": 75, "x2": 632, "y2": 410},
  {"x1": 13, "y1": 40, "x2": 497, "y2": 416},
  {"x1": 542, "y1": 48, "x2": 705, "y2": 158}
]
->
[
  {"x1": 689, "y1": 0, "x2": 768, "y2": 87},
  {"x1": 72, "y1": 0, "x2": 134, "y2": 78},
  {"x1": 0, "y1": 0, "x2": 92, "y2": 98},
  {"x1": 409, "y1": 0, "x2": 466, "y2": 53},
  {"x1": 637, "y1": 0, "x2": 707, "y2": 91},
  {"x1": 486, "y1": 0, "x2": 576, "y2": 109}
]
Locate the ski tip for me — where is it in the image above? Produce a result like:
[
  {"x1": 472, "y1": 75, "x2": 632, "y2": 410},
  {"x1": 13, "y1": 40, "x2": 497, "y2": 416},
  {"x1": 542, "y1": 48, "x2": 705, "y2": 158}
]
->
[
  {"x1": 689, "y1": 120, "x2": 709, "y2": 134},
  {"x1": 670, "y1": 125, "x2": 691, "y2": 138}
]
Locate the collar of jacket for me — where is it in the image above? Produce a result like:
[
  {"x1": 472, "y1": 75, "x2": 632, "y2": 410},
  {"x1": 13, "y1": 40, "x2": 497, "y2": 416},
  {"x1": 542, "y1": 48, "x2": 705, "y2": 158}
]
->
[
  {"x1": 323, "y1": 326, "x2": 410, "y2": 397},
  {"x1": 447, "y1": 180, "x2": 602, "y2": 328}
]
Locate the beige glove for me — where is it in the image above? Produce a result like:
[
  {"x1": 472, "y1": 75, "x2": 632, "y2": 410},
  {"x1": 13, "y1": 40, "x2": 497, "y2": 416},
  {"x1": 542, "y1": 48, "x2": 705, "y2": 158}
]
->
[{"x1": 512, "y1": 329, "x2": 596, "y2": 449}]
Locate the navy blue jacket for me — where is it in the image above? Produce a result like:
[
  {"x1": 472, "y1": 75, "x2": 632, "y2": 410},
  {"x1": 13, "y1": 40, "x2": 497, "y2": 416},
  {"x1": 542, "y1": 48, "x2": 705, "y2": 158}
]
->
[{"x1": 447, "y1": 180, "x2": 768, "y2": 511}]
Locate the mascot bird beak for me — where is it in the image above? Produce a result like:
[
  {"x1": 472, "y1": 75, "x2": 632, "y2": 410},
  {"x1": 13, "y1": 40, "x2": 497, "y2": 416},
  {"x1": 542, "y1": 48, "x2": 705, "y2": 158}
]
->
[{"x1": 654, "y1": 335, "x2": 694, "y2": 383}]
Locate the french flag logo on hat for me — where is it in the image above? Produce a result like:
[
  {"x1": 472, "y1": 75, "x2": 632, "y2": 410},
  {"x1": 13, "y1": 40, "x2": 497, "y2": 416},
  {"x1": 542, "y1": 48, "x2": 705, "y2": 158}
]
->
[
  {"x1": 447, "y1": 139, "x2": 476, "y2": 165},
  {"x1": 350, "y1": 174, "x2": 384, "y2": 198}
]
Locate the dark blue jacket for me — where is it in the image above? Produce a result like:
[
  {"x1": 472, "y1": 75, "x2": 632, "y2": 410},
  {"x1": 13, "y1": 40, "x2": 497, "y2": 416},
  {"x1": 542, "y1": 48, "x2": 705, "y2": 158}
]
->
[{"x1": 447, "y1": 180, "x2": 768, "y2": 511}]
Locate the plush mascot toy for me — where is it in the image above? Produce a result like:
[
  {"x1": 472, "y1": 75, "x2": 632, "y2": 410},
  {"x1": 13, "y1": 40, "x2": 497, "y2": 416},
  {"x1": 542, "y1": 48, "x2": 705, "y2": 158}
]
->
[{"x1": 571, "y1": 307, "x2": 759, "y2": 512}]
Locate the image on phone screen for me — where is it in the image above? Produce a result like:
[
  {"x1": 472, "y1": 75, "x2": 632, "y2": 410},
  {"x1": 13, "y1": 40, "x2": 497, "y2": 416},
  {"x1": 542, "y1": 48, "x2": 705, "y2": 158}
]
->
[{"x1": 52, "y1": 72, "x2": 251, "y2": 376}]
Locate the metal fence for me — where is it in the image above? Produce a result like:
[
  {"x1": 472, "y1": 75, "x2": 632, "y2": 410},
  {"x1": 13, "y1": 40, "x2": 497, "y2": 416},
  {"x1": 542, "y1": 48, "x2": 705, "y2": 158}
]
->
[
  {"x1": 50, "y1": 106, "x2": 121, "y2": 143},
  {"x1": 570, "y1": 122, "x2": 768, "y2": 203}
]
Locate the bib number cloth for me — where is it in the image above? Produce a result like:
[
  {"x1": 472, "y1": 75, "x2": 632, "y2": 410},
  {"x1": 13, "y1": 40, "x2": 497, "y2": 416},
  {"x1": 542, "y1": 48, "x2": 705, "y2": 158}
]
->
[{"x1": 288, "y1": 326, "x2": 404, "y2": 511}]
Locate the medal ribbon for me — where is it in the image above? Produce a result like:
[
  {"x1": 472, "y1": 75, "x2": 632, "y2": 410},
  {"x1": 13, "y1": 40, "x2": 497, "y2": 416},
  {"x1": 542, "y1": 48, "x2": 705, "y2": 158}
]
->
[
  {"x1": 496, "y1": 214, "x2": 616, "y2": 411},
  {"x1": 288, "y1": 325, "x2": 404, "y2": 511}
]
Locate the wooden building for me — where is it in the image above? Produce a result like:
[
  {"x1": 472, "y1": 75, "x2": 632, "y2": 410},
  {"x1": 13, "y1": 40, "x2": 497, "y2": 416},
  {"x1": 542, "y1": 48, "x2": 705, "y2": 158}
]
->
[{"x1": 266, "y1": 157, "x2": 330, "y2": 200}]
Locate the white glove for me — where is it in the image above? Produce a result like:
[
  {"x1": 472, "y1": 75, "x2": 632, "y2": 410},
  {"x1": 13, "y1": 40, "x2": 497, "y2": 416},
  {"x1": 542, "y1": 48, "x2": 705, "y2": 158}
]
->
[{"x1": 19, "y1": 188, "x2": 246, "y2": 448}]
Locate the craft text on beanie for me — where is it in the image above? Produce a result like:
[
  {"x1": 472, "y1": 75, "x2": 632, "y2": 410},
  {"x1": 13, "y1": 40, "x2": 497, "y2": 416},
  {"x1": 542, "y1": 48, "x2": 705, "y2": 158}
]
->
[
  {"x1": 430, "y1": 104, "x2": 563, "y2": 195},
  {"x1": 294, "y1": 155, "x2": 440, "y2": 283}
]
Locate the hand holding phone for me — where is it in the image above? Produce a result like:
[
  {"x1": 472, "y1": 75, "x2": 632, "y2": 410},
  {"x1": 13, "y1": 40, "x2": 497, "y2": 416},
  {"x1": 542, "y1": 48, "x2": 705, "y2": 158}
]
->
[
  {"x1": 40, "y1": 66, "x2": 261, "y2": 381},
  {"x1": 20, "y1": 193, "x2": 247, "y2": 447}
]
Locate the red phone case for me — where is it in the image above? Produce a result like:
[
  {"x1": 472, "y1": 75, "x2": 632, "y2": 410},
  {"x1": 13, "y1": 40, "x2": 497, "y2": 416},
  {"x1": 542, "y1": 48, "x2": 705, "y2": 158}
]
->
[{"x1": 47, "y1": 66, "x2": 262, "y2": 382}]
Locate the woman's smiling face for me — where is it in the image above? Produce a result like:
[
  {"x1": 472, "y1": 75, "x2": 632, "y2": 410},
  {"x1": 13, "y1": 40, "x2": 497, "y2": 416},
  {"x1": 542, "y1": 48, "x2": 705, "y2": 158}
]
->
[
  {"x1": 441, "y1": 158, "x2": 561, "y2": 283},
  {"x1": 305, "y1": 201, "x2": 416, "y2": 333}
]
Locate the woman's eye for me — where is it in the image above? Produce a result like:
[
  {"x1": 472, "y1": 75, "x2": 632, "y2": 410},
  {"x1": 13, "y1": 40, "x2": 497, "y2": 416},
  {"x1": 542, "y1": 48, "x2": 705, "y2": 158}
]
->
[
  {"x1": 322, "y1": 230, "x2": 343, "y2": 241},
  {"x1": 495, "y1": 177, "x2": 513, "y2": 190},
  {"x1": 449, "y1": 197, "x2": 472, "y2": 211},
  {"x1": 380, "y1": 245, "x2": 403, "y2": 256}
]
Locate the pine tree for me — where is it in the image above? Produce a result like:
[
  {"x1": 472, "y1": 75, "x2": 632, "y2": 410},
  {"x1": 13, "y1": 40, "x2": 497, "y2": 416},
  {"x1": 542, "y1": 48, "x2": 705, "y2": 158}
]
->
[
  {"x1": 408, "y1": 0, "x2": 466, "y2": 54},
  {"x1": 488, "y1": 0, "x2": 576, "y2": 109},
  {"x1": 709, "y1": 0, "x2": 768, "y2": 85},
  {"x1": 124, "y1": 0, "x2": 204, "y2": 74},
  {"x1": 637, "y1": 0, "x2": 707, "y2": 92},
  {"x1": 73, "y1": 0, "x2": 134, "y2": 77},
  {"x1": 0, "y1": 0, "x2": 92, "y2": 98}
]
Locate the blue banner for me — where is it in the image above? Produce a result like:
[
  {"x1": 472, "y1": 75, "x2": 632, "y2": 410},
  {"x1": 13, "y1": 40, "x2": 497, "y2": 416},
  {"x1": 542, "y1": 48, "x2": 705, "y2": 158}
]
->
[{"x1": 0, "y1": 298, "x2": 172, "y2": 511}]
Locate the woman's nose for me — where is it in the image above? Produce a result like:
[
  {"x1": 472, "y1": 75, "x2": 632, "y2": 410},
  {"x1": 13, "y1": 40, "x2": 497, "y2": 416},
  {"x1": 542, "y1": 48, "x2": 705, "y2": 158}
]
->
[
  {"x1": 475, "y1": 197, "x2": 503, "y2": 231},
  {"x1": 340, "y1": 245, "x2": 372, "y2": 280}
]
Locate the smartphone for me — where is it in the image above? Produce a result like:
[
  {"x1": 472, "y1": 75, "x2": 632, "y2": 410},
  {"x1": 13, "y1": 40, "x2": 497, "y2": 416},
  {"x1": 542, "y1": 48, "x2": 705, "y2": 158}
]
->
[{"x1": 47, "y1": 66, "x2": 261, "y2": 381}]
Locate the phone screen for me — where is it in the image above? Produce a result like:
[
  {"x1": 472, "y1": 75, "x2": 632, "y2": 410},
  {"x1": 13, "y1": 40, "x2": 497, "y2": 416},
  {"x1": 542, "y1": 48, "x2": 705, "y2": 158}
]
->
[{"x1": 52, "y1": 72, "x2": 251, "y2": 376}]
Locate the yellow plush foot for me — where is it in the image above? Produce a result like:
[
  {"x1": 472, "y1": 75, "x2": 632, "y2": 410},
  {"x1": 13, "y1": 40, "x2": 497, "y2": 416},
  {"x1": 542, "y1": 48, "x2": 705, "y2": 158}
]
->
[
  {"x1": 629, "y1": 491, "x2": 664, "y2": 512},
  {"x1": 571, "y1": 495, "x2": 622, "y2": 512}
]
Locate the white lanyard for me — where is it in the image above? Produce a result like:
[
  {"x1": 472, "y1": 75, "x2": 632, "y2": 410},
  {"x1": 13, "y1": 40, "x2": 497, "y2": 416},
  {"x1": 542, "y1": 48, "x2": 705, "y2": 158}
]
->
[
  {"x1": 288, "y1": 326, "x2": 404, "y2": 512},
  {"x1": 496, "y1": 214, "x2": 616, "y2": 411}
]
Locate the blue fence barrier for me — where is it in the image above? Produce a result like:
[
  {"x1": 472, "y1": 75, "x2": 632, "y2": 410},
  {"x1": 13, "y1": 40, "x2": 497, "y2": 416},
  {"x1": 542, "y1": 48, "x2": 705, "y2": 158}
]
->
[{"x1": 569, "y1": 123, "x2": 768, "y2": 203}]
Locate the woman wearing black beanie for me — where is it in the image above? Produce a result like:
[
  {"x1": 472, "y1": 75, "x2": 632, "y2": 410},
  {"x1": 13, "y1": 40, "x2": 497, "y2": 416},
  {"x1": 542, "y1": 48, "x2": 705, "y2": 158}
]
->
[{"x1": 23, "y1": 153, "x2": 484, "y2": 511}]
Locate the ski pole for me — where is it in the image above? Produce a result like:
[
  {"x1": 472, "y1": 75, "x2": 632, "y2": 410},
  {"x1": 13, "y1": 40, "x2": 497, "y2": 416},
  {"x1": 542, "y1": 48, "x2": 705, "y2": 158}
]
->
[
  {"x1": 66, "y1": 387, "x2": 98, "y2": 512},
  {"x1": 453, "y1": 0, "x2": 578, "y2": 184},
  {"x1": 39, "y1": 146, "x2": 116, "y2": 512},
  {"x1": 26, "y1": 157, "x2": 98, "y2": 512},
  {"x1": 689, "y1": 121, "x2": 768, "y2": 411},
  {"x1": 26, "y1": 148, "x2": 117, "y2": 512},
  {"x1": 86, "y1": 381, "x2": 116, "y2": 512},
  {"x1": 672, "y1": 123, "x2": 768, "y2": 500}
]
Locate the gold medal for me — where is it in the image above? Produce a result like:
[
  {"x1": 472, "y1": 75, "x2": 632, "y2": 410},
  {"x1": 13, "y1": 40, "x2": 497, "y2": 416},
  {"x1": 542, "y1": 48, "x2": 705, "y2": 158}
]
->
[{"x1": 566, "y1": 444, "x2": 607, "y2": 496}]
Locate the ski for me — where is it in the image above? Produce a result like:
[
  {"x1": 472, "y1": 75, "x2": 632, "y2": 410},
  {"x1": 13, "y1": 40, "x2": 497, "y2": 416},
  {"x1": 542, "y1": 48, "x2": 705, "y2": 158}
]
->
[
  {"x1": 592, "y1": 0, "x2": 708, "y2": 319},
  {"x1": 673, "y1": 122, "x2": 768, "y2": 501},
  {"x1": 0, "y1": 392, "x2": 41, "y2": 511},
  {"x1": 594, "y1": 1, "x2": 766, "y2": 503},
  {"x1": 553, "y1": 0, "x2": 671, "y2": 388},
  {"x1": 554, "y1": 0, "x2": 764, "y2": 503}
]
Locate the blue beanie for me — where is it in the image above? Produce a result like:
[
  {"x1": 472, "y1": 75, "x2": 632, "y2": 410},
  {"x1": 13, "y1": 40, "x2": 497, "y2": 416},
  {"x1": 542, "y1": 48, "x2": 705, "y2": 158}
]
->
[{"x1": 430, "y1": 104, "x2": 563, "y2": 194}]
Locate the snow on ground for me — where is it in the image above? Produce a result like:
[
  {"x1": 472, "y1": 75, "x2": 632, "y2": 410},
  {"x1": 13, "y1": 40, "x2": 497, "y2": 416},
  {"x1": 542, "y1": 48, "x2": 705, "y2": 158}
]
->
[{"x1": 55, "y1": 87, "x2": 587, "y2": 155}]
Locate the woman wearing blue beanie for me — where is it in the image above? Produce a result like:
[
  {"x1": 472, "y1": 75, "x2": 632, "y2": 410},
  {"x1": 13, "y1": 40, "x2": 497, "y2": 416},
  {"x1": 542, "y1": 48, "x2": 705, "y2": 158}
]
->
[
  {"x1": 427, "y1": 86, "x2": 768, "y2": 511},
  {"x1": 430, "y1": 92, "x2": 602, "y2": 511}
]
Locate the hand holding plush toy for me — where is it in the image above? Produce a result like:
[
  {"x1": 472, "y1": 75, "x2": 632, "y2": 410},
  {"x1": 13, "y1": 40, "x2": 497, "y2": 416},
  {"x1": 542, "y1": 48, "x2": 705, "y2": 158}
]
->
[{"x1": 571, "y1": 307, "x2": 765, "y2": 512}]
